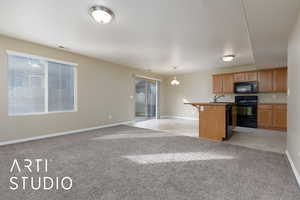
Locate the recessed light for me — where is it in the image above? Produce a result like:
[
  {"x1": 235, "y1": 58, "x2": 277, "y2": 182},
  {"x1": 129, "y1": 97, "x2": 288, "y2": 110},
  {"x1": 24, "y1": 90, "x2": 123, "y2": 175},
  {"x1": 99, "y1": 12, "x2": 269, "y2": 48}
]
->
[
  {"x1": 89, "y1": 6, "x2": 114, "y2": 24},
  {"x1": 222, "y1": 55, "x2": 235, "y2": 62}
]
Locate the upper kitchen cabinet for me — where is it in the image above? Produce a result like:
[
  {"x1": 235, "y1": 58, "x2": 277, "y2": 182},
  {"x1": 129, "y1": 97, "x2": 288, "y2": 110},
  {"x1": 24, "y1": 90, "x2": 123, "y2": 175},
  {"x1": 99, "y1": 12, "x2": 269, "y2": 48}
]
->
[
  {"x1": 273, "y1": 68, "x2": 287, "y2": 92},
  {"x1": 212, "y1": 67, "x2": 287, "y2": 94},
  {"x1": 222, "y1": 74, "x2": 234, "y2": 93},
  {"x1": 234, "y1": 72, "x2": 245, "y2": 82},
  {"x1": 258, "y1": 69, "x2": 273, "y2": 92},
  {"x1": 234, "y1": 71, "x2": 257, "y2": 82},
  {"x1": 212, "y1": 74, "x2": 223, "y2": 94},
  {"x1": 244, "y1": 71, "x2": 257, "y2": 82}
]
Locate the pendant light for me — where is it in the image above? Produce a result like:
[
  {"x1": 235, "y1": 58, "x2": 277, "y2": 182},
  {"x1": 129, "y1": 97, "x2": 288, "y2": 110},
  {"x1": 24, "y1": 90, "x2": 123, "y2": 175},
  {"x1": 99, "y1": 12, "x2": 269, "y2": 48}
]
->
[{"x1": 170, "y1": 67, "x2": 180, "y2": 86}]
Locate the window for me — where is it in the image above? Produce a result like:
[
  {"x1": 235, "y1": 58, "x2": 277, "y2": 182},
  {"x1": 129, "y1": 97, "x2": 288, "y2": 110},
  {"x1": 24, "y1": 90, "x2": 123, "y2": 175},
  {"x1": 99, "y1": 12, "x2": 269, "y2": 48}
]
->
[{"x1": 7, "y1": 51, "x2": 77, "y2": 115}]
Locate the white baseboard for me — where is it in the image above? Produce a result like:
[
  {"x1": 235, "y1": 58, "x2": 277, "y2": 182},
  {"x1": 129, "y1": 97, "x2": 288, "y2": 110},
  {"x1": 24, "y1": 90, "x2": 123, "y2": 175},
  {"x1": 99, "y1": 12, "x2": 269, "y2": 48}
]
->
[
  {"x1": 286, "y1": 150, "x2": 300, "y2": 188},
  {"x1": 0, "y1": 120, "x2": 133, "y2": 146},
  {"x1": 161, "y1": 115, "x2": 198, "y2": 121}
]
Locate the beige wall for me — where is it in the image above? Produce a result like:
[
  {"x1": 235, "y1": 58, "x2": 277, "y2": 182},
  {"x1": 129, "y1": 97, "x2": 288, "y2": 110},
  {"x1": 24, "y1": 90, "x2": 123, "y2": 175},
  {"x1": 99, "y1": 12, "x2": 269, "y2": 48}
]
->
[
  {"x1": 0, "y1": 35, "x2": 166, "y2": 142},
  {"x1": 288, "y1": 11, "x2": 300, "y2": 175},
  {"x1": 163, "y1": 66, "x2": 287, "y2": 119}
]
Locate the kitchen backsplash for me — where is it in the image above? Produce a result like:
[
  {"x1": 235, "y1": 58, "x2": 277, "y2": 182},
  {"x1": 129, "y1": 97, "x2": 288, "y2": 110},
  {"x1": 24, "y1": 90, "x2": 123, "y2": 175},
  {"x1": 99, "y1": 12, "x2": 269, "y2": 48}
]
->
[{"x1": 217, "y1": 93, "x2": 287, "y2": 104}]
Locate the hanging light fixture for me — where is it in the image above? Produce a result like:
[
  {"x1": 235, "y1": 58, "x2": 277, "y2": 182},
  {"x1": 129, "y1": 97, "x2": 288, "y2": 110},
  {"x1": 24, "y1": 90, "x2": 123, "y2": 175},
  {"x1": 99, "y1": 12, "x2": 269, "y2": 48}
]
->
[{"x1": 170, "y1": 67, "x2": 180, "y2": 86}]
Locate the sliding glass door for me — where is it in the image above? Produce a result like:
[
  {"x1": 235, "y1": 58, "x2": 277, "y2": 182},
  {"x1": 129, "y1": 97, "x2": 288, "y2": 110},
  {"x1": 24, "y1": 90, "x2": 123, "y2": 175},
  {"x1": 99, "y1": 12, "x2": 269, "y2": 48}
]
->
[{"x1": 135, "y1": 78, "x2": 158, "y2": 121}]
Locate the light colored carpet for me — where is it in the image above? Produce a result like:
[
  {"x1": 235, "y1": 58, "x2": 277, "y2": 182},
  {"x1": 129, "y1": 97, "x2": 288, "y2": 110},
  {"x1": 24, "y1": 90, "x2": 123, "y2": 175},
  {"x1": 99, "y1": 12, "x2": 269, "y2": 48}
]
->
[{"x1": 0, "y1": 125, "x2": 299, "y2": 200}]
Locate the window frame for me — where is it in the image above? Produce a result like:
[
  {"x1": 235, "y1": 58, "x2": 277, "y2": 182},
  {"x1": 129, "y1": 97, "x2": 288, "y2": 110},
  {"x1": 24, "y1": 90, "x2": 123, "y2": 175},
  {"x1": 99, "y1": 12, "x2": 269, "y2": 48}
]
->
[{"x1": 7, "y1": 50, "x2": 78, "y2": 116}]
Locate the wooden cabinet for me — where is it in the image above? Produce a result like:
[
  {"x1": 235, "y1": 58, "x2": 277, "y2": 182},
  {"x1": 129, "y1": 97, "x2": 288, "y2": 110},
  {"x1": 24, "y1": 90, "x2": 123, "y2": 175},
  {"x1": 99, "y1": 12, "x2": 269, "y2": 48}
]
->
[
  {"x1": 258, "y1": 104, "x2": 287, "y2": 131},
  {"x1": 258, "y1": 70, "x2": 273, "y2": 92},
  {"x1": 213, "y1": 73, "x2": 234, "y2": 94},
  {"x1": 222, "y1": 74, "x2": 234, "y2": 93},
  {"x1": 273, "y1": 68, "x2": 287, "y2": 92},
  {"x1": 212, "y1": 75, "x2": 223, "y2": 94},
  {"x1": 234, "y1": 73, "x2": 245, "y2": 82},
  {"x1": 234, "y1": 71, "x2": 257, "y2": 82},
  {"x1": 258, "y1": 105, "x2": 273, "y2": 129},
  {"x1": 244, "y1": 71, "x2": 257, "y2": 82},
  {"x1": 199, "y1": 105, "x2": 226, "y2": 141},
  {"x1": 272, "y1": 105, "x2": 287, "y2": 130},
  {"x1": 213, "y1": 67, "x2": 287, "y2": 94}
]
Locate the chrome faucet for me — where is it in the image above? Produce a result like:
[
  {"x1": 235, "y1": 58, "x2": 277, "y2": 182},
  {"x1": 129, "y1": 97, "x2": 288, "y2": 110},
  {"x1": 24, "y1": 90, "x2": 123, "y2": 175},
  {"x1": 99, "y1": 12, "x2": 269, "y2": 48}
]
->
[{"x1": 213, "y1": 94, "x2": 225, "y2": 103}]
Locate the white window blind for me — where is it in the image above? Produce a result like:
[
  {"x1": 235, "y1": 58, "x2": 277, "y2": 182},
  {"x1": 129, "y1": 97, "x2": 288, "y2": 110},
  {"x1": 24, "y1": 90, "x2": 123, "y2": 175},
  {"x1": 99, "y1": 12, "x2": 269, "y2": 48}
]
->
[
  {"x1": 7, "y1": 52, "x2": 76, "y2": 116},
  {"x1": 48, "y1": 61, "x2": 75, "y2": 112}
]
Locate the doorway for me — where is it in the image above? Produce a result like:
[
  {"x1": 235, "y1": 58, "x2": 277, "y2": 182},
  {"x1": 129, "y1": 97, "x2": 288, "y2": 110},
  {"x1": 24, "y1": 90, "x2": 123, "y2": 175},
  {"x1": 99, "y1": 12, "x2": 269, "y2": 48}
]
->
[{"x1": 135, "y1": 77, "x2": 158, "y2": 121}]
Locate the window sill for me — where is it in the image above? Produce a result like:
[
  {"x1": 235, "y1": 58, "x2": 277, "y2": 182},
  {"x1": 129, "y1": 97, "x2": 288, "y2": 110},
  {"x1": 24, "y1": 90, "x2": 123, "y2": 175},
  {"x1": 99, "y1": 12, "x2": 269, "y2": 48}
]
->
[{"x1": 8, "y1": 110, "x2": 77, "y2": 117}]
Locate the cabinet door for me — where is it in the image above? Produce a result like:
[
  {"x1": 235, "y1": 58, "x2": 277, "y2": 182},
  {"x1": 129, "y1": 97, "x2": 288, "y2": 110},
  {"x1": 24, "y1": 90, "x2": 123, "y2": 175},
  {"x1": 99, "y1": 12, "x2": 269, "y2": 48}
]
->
[
  {"x1": 245, "y1": 71, "x2": 257, "y2": 82},
  {"x1": 199, "y1": 106, "x2": 226, "y2": 140},
  {"x1": 213, "y1": 75, "x2": 223, "y2": 94},
  {"x1": 272, "y1": 105, "x2": 287, "y2": 130},
  {"x1": 222, "y1": 74, "x2": 234, "y2": 93},
  {"x1": 258, "y1": 105, "x2": 273, "y2": 128},
  {"x1": 258, "y1": 70, "x2": 273, "y2": 92},
  {"x1": 273, "y1": 68, "x2": 287, "y2": 92},
  {"x1": 234, "y1": 72, "x2": 245, "y2": 82}
]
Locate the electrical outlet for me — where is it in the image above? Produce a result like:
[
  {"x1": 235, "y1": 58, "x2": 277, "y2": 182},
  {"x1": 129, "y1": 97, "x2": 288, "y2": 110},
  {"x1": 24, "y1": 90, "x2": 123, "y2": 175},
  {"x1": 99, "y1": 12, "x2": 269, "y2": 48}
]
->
[
  {"x1": 108, "y1": 114, "x2": 112, "y2": 120},
  {"x1": 200, "y1": 106, "x2": 204, "y2": 112}
]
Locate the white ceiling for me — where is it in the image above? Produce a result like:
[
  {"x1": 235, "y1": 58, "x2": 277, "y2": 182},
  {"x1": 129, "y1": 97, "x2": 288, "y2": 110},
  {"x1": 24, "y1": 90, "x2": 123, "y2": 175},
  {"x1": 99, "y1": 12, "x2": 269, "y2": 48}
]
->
[
  {"x1": 243, "y1": 0, "x2": 300, "y2": 67},
  {"x1": 0, "y1": 0, "x2": 299, "y2": 74}
]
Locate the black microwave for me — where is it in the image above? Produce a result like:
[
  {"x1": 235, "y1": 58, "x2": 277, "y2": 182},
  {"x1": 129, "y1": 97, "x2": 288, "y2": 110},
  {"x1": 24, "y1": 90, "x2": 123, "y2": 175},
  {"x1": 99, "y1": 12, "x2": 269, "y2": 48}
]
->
[{"x1": 234, "y1": 82, "x2": 258, "y2": 94}]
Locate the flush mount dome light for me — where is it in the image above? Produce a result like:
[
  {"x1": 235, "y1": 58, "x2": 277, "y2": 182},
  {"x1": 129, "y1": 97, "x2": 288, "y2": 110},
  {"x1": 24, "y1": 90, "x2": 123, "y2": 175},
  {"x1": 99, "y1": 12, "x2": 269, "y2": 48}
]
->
[
  {"x1": 222, "y1": 55, "x2": 235, "y2": 62},
  {"x1": 89, "y1": 6, "x2": 114, "y2": 24}
]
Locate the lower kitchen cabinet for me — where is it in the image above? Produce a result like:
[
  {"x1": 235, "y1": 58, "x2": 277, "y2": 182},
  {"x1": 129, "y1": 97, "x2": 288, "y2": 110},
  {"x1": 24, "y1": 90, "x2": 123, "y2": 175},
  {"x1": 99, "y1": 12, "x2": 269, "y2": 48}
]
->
[
  {"x1": 258, "y1": 105, "x2": 273, "y2": 129},
  {"x1": 272, "y1": 105, "x2": 287, "y2": 130},
  {"x1": 258, "y1": 104, "x2": 287, "y2": 131}
]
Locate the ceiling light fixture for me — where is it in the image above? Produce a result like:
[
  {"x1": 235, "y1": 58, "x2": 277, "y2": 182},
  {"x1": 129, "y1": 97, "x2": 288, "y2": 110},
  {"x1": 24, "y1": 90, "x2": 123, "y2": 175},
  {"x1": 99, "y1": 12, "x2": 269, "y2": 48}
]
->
[
  {"x1": 89, "y1": 6, "x2": 114, "y2": 24},
  {"x1": 222, "y1": 55, "x2": 235, "y2": 62},
  {"x1": 170, "y1": 67, "x2": 180, "y2": 86}
]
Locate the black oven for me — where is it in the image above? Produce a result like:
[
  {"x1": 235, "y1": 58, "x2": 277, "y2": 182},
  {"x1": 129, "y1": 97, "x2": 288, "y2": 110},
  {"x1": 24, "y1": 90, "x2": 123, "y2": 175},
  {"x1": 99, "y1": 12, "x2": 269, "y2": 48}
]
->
[
  {"x1": 234, "y1": 81, "x2": 258, "y2": 94},
  {"x1": 235, "y1": 96, "x2": 258, "y2": 128}
]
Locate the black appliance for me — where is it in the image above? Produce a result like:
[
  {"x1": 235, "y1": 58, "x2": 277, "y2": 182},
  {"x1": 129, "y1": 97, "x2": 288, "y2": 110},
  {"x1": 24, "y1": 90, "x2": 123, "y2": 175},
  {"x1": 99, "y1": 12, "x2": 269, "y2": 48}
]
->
[
  {"x1": 225, "y1": 105, "x2": 233, "y2": 140},
  {"x1": 234, "y1": 81, "x2": 258, "y2": 94},
  {"x1": 235, "y1": 96, "x2": 258, "y2": 128}
]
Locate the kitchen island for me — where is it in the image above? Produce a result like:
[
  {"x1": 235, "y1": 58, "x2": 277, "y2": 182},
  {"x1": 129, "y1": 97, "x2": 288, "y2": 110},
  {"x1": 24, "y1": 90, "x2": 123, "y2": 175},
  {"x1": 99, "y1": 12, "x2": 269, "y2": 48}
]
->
[{"x1": 185, "y1": 103, "x2": 236, "y2": 141}]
